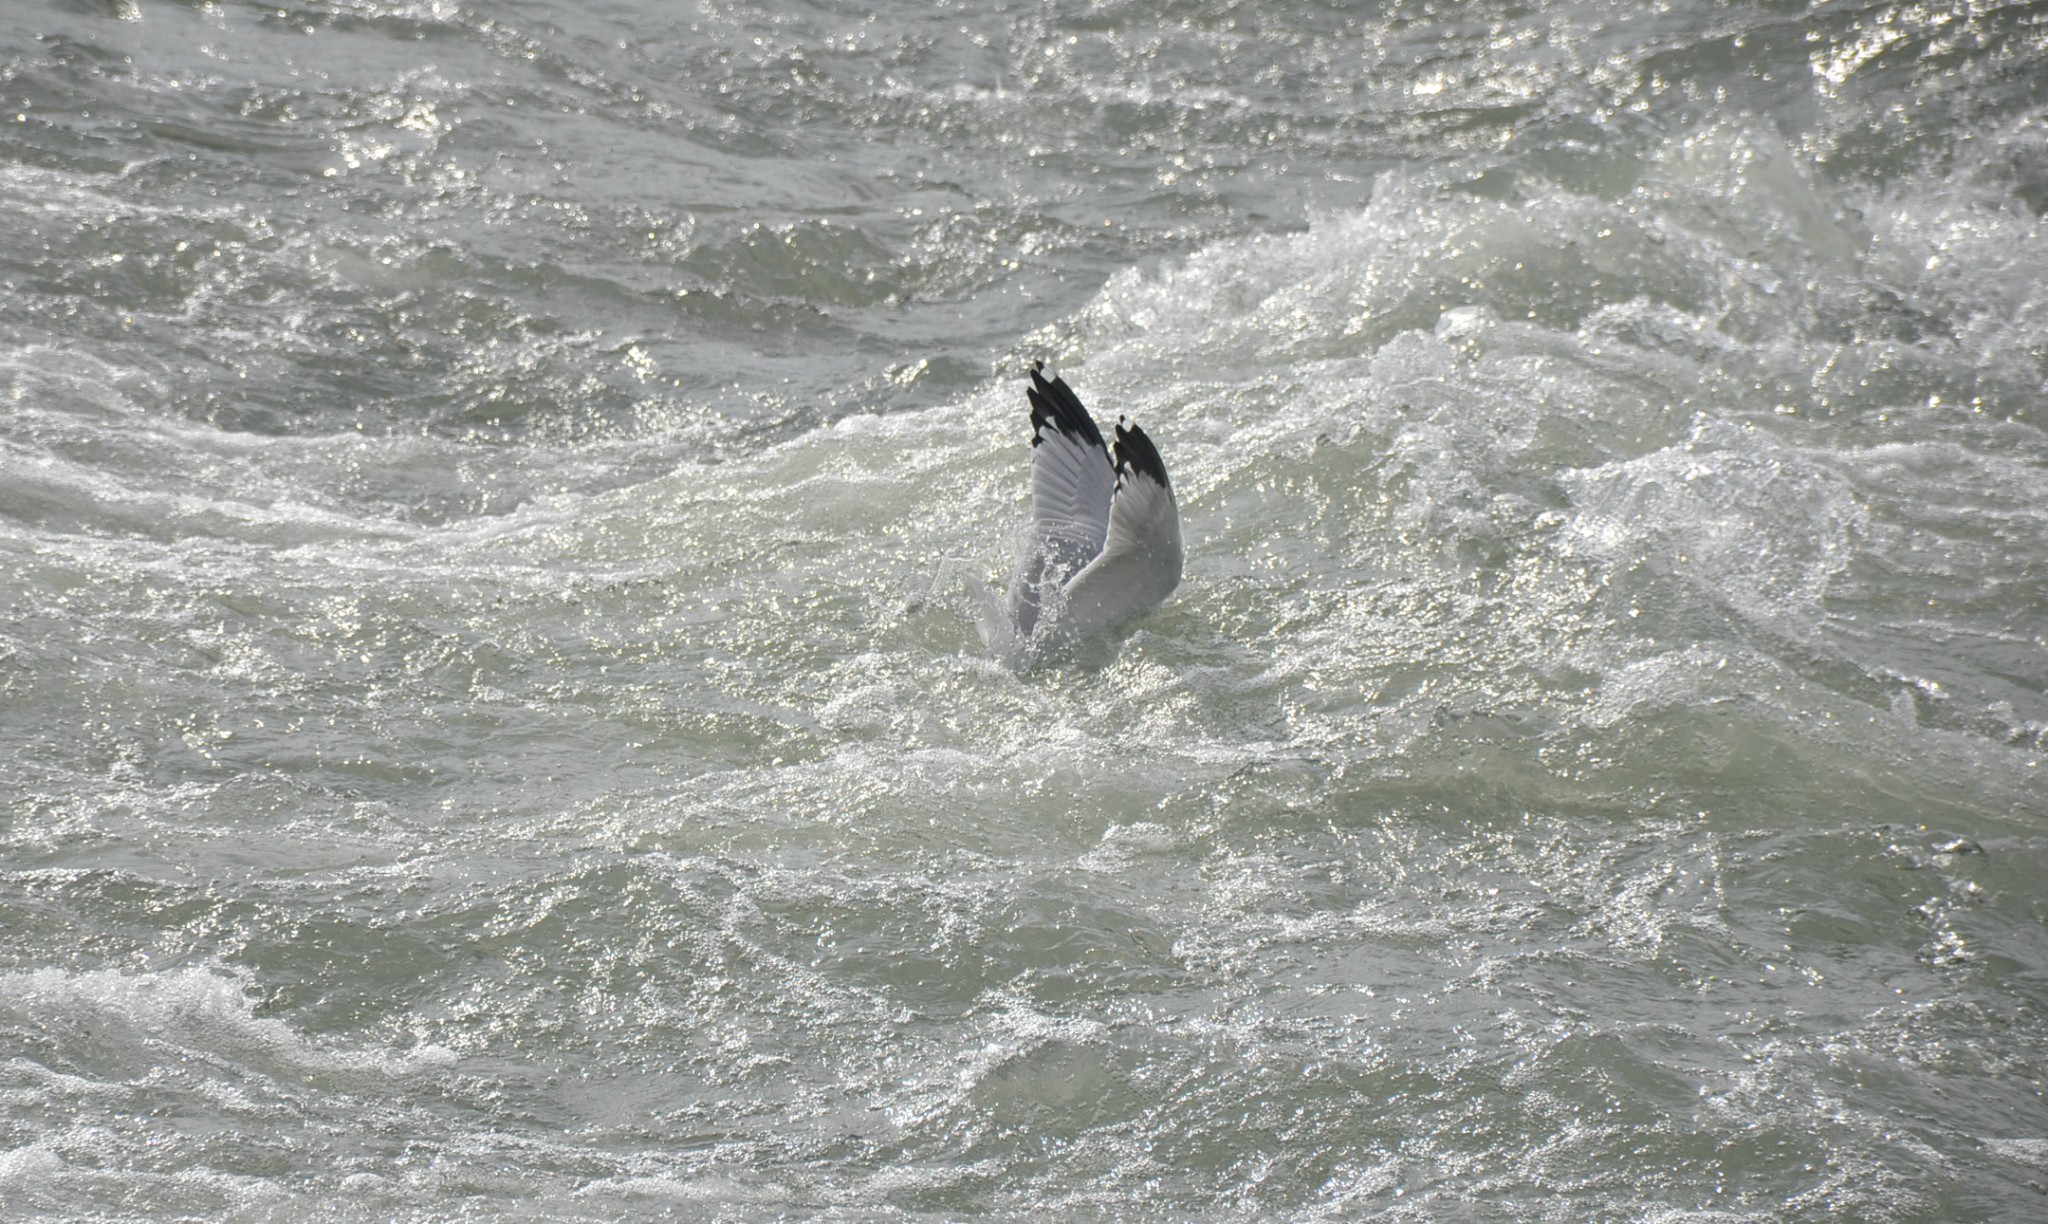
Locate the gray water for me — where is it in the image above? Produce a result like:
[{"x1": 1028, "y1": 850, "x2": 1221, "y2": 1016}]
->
[{"x1": 4, "y1": 1, "x2": 2046, "y2": 1219}]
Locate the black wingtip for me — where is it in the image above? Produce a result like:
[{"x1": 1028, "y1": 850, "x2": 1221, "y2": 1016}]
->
[
  {"x1": 1025, "y1": 364, "x2": 1107, "y2": 453},
  {"x1": 1113, "y1": 420, "x2": 1171, "y2": 489}
]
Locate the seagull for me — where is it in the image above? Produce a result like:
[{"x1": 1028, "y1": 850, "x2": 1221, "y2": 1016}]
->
[{"x1": 1007, "y1": 364, "x2": 1182, "y2": 653}]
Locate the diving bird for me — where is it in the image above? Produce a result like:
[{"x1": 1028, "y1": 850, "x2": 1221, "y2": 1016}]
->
[{"x1": 1007, "y1": 364, "x2": 1182, "y2": 651}]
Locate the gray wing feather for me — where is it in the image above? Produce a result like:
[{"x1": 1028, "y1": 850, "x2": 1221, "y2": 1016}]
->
[
  {"x1": 1010, "y1": 369, "x2": 1116, "y2": 636},
  {"x1": 1054, "y1": 425, "x2": 1182, "y2": 641}
]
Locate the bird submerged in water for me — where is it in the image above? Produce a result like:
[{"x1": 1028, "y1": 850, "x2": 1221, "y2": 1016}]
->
[{"x1": 1006, "y1": 364, "x2": 1182, "y2": 657}]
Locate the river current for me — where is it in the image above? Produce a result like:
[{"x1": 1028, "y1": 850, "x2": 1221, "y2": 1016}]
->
[{"x1": 3, "y1": 1, "x2": 2046, "y2": 1220}]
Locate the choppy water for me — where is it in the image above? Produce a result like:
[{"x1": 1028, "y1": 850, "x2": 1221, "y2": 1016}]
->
[{"x1": 4, "y1": 1, "x2": 2047, "y2": 1219}]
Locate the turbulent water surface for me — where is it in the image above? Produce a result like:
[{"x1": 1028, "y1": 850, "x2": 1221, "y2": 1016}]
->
[{"x1": 4, "y1": 0, "x2": 2047, "y2": 1219}]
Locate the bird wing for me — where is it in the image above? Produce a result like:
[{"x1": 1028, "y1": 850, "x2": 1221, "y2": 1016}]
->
[
  {"x1": 1054, "y1": 419, "x2": 1183, "y2": 640},
  {"x1": 1024, "y1": 367, "x2": 1116, "y2": 566},
  {"x1": 1010, "y1": 367, "x2": 1117, "y2": 636}
]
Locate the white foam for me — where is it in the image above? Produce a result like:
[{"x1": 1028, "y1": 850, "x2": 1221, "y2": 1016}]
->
[
  {"x1": 1560, "y1": 417, "x2": 1864, "y2": 637},
  {"x1": 1, "y1": 966, "x2": 458, "y2": 1080},
  {"x1": 0, "y1": 1144, "x2": 66, "y2": 1184}
]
